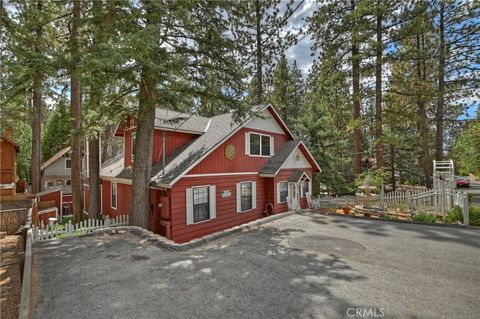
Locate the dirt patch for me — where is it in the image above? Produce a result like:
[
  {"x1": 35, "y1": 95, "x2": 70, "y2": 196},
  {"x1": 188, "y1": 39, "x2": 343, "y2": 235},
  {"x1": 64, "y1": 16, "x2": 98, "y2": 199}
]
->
[{"x1": 0, "y1": 235, "x2": 22, "y2": 319}]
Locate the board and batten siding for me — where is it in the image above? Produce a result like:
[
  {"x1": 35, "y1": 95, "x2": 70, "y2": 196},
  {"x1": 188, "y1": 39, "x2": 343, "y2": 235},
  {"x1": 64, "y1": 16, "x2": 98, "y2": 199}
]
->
[
  {"x1": 170, "y1": 174, "x2": 266, "y2": 243},
  {"x1": 244, "y1": 109, "x2": 286, "y2": 134},
  {"x1": 187, "y1": 127, "x2": 288, "y2": 175},
  {"x1": 43, "y1": 156, "x2": 70, "y2": 177},
  {"x1": 282, "y1": 148, "x2": 311, "y2": 170},
  {"x1": 124, "y1": 128, "x2": 197, "y2": 167},
  {"x1": 100, "y1": 180, "x2": 131, "y2": 217}
]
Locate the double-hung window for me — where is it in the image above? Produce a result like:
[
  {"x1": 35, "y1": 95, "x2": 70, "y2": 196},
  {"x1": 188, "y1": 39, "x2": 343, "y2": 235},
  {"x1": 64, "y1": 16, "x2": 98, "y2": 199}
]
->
[
  {"x1": 111, "y1": 182, "x2": 117, "y2": 209},
  {"x1": 241, "y1": 182, "x2": 252, "y2": 211},
  {"x1": 278, "y1": 182, "x2": 288, "y2": 203},
  {"x1": 236, "y1": 181, "x2": 256, "y2": 212},
  {"x1": 193, "y1": 186, "x2": 210, "y2": 223},
  {"x1": 186, "y1": 186, "x2": 216, "y2": 225},
  {"x1": 247, "y1": 132, "x2": 272, "y2": 156}
]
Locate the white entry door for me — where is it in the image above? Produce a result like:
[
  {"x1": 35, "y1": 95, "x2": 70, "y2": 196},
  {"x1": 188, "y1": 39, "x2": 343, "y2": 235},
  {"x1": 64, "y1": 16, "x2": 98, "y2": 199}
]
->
[{"x1": 289, "y1": 182, "x2": 300, "y2": 209}]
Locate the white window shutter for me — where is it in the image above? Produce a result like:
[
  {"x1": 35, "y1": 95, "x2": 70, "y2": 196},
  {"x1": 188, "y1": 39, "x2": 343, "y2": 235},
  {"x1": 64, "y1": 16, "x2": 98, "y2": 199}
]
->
[
  {"x1": 270, "y1": 136, "x2": 274, "y2": 156},
  {"x1": 245, "y1": 132, "x2": 250, "y2": 155},
  {"x1": 252, "y1": 182, "x2": 257, "y2": 210},
  {"x1": 186, "y1": 188, "x2": 193, "y2": 225},
  {"x1": 277, "y1": 183, "x2": 281, "y2": 204},
  {"x1": 209, "y1": 185, "x2": 216, "y2": 219},
  {"x1": 236, "y1": 183, "x2": 241, "y2": 212}
]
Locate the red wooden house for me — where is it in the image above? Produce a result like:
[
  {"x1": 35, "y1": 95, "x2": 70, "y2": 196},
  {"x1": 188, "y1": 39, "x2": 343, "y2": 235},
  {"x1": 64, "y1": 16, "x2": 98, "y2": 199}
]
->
[{"x1": 85, "y1": 104, "x2": 320, "y2": 243}]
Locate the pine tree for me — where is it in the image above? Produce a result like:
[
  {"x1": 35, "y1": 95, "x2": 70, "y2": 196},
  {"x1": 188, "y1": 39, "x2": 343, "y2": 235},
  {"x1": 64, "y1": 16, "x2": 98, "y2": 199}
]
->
[
  {"x1": 118, "y1": 0, "x2": 246, "y2": 228},
  {"x1": 69, "y1": 0, "x2": 83, "y2": 222},
  {"x1": 431, "y1": 0, "x2": 480, "y2": 161},
  {"x1": 1, "y1": 0, "x2": 65, "y2": 193},
  {"x1": 309, "y1": 0, "x2": 370, "y2": 176},
  {"x1": 232, "y1": 0, "x2": 304, "y2": 104}
]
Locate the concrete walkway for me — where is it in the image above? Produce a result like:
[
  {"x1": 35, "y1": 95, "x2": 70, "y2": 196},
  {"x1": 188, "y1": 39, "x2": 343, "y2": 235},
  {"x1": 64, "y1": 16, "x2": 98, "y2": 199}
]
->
[{"x1": 32, "y1": 213, "x2": 480, "y2": 319}]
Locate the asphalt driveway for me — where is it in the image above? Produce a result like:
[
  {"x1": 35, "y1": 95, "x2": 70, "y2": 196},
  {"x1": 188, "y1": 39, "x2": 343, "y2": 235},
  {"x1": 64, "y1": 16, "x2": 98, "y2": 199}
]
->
[{"x1": 32, "y1": 213, "x2": 480, "y2": 319}]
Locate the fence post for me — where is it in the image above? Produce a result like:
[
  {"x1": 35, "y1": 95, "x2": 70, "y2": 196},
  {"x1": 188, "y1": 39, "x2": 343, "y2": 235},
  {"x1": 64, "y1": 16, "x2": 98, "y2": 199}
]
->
[
  {"x1": 463, "y1": 192, "x2": 469, "y2": 226},
  {"x1": 380, "y1": 183, "x2": 385, "y2": 213}
]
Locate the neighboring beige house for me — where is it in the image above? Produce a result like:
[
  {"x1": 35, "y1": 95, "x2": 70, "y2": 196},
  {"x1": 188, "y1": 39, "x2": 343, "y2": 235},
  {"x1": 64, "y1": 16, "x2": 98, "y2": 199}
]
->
[{"x1": 41, "y1": 147, "x2": 86, "y2": 194}]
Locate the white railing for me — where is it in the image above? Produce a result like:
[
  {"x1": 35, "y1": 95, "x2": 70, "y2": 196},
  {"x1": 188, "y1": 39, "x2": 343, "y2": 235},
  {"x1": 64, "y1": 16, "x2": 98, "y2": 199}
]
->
[{"x1": 33, "y1": 215, "x2": 129, "y2": 241}]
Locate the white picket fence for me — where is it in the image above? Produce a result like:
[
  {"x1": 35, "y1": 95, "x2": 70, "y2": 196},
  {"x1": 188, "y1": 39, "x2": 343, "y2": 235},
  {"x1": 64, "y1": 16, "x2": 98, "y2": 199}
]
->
[
  {"x1": 310, "y1": 188, "x2": 469, "y2": 218},
  {"x1": 33, "y1": 215, "x2": 129, "y2": 241}
]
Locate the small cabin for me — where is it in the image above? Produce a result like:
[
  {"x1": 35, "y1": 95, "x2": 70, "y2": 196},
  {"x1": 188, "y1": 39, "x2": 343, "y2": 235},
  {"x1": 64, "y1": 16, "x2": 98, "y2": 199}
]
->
[{"x1": 0, "y1": 128, "x2": 20, "y2": 197}]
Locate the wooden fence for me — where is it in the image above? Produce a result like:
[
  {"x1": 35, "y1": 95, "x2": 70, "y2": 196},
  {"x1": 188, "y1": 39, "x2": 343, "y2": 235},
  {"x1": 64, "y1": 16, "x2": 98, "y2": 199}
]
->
[{"x1": 33, "y1": 215, "x2": 129, "y2": 241}]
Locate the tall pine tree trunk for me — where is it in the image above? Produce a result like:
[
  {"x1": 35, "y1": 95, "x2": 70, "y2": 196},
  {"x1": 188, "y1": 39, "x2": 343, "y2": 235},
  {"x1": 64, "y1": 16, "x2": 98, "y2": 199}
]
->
[
  {"x1": 130, "y1": 70, "x2": 156, "y2": 228},
  {"x1": 255, "y1": 0, "x2": 263, "y2": 105},
  {"x1": 351, "y1": 0, "x2": 362, "y2": 175},
  {"x1": 70, "y1": 0, "x2": 83, "y2": 222},
  {"x1": 88, "y1": 135, "x2": 101, "y2": 218},
  {"x1": 87, "y1": 0, "x2": 103, "y2": 218},
  {"x1": 436, "y1": 2, "x2": 445, "y2": 161},
  {"x1": 31, "y1": 0, "x2": 42, "y2": 194},
  {"x1": 416, "y1": 34, "x2": 431, "y2": 188},
  {"x1": 374, "y1": 5, "x2": 384, "y2": 168}
]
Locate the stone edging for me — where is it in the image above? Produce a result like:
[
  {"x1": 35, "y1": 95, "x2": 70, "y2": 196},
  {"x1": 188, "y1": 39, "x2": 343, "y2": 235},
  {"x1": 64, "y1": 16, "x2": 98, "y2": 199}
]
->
[
  {"x1": 94, "y1": 211, "x2": 295, "y2": 251},
  {"x1": 18, "y1": 228, "x2": 33, "y2": 319}
]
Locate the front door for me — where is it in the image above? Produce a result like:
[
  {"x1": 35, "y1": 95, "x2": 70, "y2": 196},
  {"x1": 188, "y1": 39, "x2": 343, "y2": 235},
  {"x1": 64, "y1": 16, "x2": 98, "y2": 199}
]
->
[{"x1": 289, "y1": 182, "x2": 299, "y2": 209}]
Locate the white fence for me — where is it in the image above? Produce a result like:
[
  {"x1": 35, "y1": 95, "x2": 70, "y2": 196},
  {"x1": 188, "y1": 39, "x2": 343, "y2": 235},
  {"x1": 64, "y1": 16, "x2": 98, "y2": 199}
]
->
[
  {"x1": 33, "y1": 215, "x2": 129, "y2": 241},
  {"x1": 310, "y1": 188, "x2": 469, "y2": 222}
]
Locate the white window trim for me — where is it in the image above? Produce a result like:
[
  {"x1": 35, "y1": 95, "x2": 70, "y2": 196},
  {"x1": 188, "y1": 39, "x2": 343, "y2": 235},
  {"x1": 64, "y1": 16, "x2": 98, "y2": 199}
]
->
[
  {"x1": 65, "y1": 157, "x2": 71, "y2": 169},
  {"x1": 111, "y1": 182, "x2": 117, "y2": 210},
  {"x1": 247, "y1": 132, "x2": 274, "y2": 157},
  {"x1": 277, "y1": 181, "x2": 288, "y2": 204},
  {"x1": 237, "y1": 181, "x2": 256, "y2": 213},
  {"x1": 186, "y1": 185, "x2": 216, "y2": 225}
]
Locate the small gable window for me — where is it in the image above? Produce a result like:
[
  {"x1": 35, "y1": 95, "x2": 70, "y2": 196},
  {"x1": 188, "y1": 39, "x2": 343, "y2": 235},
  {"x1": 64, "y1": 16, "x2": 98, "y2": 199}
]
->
[
  {"x1": 65, "y1": 157, "x2": 71, "y2": 169},
  {"x1": 246, "y1": 132, "x2": 273, "y2": 156}
]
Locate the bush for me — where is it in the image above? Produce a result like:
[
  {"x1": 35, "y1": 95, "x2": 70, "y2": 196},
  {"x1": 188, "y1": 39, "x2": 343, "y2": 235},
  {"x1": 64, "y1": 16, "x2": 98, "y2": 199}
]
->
[
  {"x1": 446, "y1": 206, "x2": 463, "y2": 224},
  {"x1": 354, "y1": 168, "x2": 388, "y2": 193},
  {"x1": 412, "y1": 213, "x2": 437, "y2": 223},
  {"x1": 446, "y1": 206, "x2": 480, "y2": 226}
]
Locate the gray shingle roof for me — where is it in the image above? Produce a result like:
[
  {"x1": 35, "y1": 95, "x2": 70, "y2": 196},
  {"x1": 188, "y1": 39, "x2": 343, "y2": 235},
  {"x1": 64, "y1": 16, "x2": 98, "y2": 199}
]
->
[
  {"x1": 288, "y1": 170, "x2": 306, "y2": 182},
  {"x1": 154, "y1": 109, "x2": 211, "y2": 134},
  {"x1": 151, "y1": 112, "x2": 243, "y2": 185},
  {"x1": 259, "y1": 140, "x2": 300, "y2": 175},
  {"x1": 100, "y1": 104, "x2": 295, "y2": 186}
]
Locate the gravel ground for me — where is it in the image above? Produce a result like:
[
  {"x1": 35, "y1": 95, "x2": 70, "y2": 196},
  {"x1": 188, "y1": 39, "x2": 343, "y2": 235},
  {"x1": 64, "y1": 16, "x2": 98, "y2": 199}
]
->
[{"x1": 32, "y1": 212, "x2": 480, "y2": 319}]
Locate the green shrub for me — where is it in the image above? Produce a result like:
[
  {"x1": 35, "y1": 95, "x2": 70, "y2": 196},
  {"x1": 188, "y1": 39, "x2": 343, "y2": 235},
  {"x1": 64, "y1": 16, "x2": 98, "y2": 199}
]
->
[
  {"x1": 412, "y1": 213, "x2": 437, "y2": 223},
  {"x1": 468, "y1": 206, "x2": 480, "y2": 226},
  {"x1": 446, "y1": 206, "x2": 480, "y2": 226},
  {"x1": 446, "y1": 206, "x2": 463, "y2": 224},
  {"x1": 380, "y1": 215, "x2": 399, "y2": 221}
]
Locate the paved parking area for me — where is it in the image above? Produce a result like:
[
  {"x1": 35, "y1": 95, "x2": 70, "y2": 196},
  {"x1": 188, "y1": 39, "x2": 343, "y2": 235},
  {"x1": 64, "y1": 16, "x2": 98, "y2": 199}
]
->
[{"x1": 32, "y1": 213, "x2": 480, "y2": 319}]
